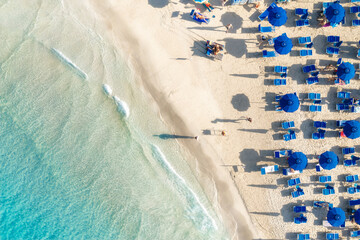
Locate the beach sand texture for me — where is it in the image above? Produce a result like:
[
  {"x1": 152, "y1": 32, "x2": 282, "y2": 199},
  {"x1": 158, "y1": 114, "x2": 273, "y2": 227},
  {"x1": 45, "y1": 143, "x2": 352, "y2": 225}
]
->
[{"x1": 90, "y1": 0, "x2": 360, "y2": 239}]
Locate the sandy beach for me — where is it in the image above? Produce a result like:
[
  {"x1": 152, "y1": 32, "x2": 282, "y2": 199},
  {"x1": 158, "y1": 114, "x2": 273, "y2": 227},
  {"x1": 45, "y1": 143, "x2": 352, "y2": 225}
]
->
[{"x1": 89, "y1": 0, "x2": 360, "y2": 239}]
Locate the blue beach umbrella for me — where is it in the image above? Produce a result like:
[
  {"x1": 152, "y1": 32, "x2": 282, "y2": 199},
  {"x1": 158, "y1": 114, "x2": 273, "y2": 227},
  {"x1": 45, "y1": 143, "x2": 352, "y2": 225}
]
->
[
  {"x1": 319, "y1": 151, "x2": 339, "y2": 170},
  {"x1": 268, "y1": 7, "x2": 287, "y2": 26},
  {"x1": 193, "y1": 0, "x2": 207, "y2": 3},
  {"x1": 279, "y1": 93, "x2": 299, "y2": 112},
  {"x1": 325, "y1": 3, "x2": 345, "y2": 24},
  {"x1": 337, "y1": 62, "x2": 355, "y2": 81},
  {"x1": 343, "y1": 120, "x2": 360, "y2": 139},
  {"x1": 274, "y1": 33, "x2": 293, "y2": 55},
  {"x1": 327, "y1": 208, "x2": 345, "y2": 227},
  {"x1": 288, "y1": 152, "x2": 308, "y2": 171},
  {"x1": 354, "y1": 209, "x2": 360, "y2": 225}
]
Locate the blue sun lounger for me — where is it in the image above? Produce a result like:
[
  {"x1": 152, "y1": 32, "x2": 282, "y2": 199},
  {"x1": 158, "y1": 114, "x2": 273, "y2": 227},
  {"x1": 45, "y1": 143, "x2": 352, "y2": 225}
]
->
[
  {"x1": 336, "y1": 58, "x2": 342, "y2": 66},
  {"x1": 308, "y1": 93, "x2": 320, "y2": 100},
  {"x1": 274, "y1": 149, "x2": 292, "y2": 158},
  {"x1": 263, "y1": 50, "x2": 278, "y2": 58},
  {"x1": 346, "y1": 175, "x2": 359, "y2": 182},
  {"x1": 297, "y1": 233, "x2": 310, "y2": 240},
  {"x1": 351, "y1": 230, "x2": 360, "y2": 237},
  {"x1": 337, "y1": 91, "x2": 350, "y2": 98},
  {"x1": 334, "y1": 78, "x2": 350, "y2": 85},
  {"x1": 350, "y1": 199, "x2": 360, "y2": 206},
  {"x1": 294, "y1": 206, "x2": 306, "y2": 213},
  {"x1": 295, "y1": 8, "x2": 308, "y2": 16},
  {"x1": 336, "y1": 120, "x2": 347, "y2": 127},
  {"x1": 327, "y1": 36, "x2": 340, "y2": 43},
  {"x1": 352, "y1": 20, "x2": 360, "y2": 26},
  {"x1": 323, "y1": 184, "x2": 335, "y2": 195},
  {"x1": 294, "y1": 214, "x2": 307, "y2": 224},
  {"x1": 282, "y1": 121, "x2": 295, "y2": 129},
  {"x1": 333, "y1": 41, "x2": 343, "y2": 48},
  {"x1": 261, "y1": 165, "x2": 279, "y2": 175},
  {"x1": 283, "y1": 130, "x2": 296, "y2": 141},
  {"x1": 312, "y1": 132, "x2": 325, "y2": 140},
  {"x1": 258, "y1": 24, "x2": 275, "y2": 33},
  {"x1": 274, "y1": 66, "x2": 287, "y2": 73},
  {"x1": 296, "y1": 19, "x2": 309, "y2": 27},
  {"x1": 336, "y1": 104, "x2": 350, "y2": 111},
  {"x1": 274, "y1": 79, "x2": 286, "y2": 85},
  {"x1": 300, "y1": 50, "x2": 312, "y2": 56},
  {"x1": 350, "y1": 6, "x2": 360, "y2": 13},
  {"x1": 309, "y1": 105, "x2": 321, "y2": 112},
  {"x1": 351, "y1": 0, "x2": 360, "y2": 2},
  {"x1": 306, "y1": 77, "x2": 319, "y2": 85},
  {"x1": 258, "y1": 10, "x2": 269, "y2": 21},
  {"x1": 298, "y1": 36, "x2": 311, "y2": 44},
  {"x1": 344, "y1": 159, "x2": 357, "y2": 167},
  {"x1": 292, "y1": 186, "x2": 304, "y2": 198},
  {"x1": 326, "y1": 47, "x2": 340, "y2": 55},
  {"x1": 314, "y1": 121, "x2": 326, "y2": 128},
  {"x1": 347, "y1": 185, "x2": 360, "y2": 194},
  {"x1": 303, "y1": 64, "x2": 316, "y2": 73},
  {"x1": 314, "y1": 201, "x2": 333, "y2": 208},
  {"x1": 326, "y1": 233, "x2": 339, "y2": 240},
  {"x1": 288, "y1": 178, "x2": 301, "y2": 187},
  {"x1": 319, "y1": 176, "x2": 332, "y2": 183},
  {"x1": 342, "y1": 147, "x2": 355, "y2": 155}
]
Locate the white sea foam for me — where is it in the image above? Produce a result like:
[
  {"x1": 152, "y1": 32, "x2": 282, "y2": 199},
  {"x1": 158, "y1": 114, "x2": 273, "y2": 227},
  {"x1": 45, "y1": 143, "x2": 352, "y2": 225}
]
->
[
  {"x1": 151, "y1": 144, "x2": 218, "y2": 232},
  {"x1": 113, "y1": 96, "x2": 130, "y2": 118},
  {"x1": 102, "y1": 84, "x2": 113, "y2": 97},
  {"x1": 51, "y1": 48, "x2": 88, "y2": 80}
]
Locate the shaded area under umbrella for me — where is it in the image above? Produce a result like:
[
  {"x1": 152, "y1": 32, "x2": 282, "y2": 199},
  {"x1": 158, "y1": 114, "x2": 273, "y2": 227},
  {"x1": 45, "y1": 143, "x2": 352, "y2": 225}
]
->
[
  {"x1": 327, "y1": 207, "x2": 345, "y2": 227},
  {"x1": 337, "y1": 62, "x2": 355, "y2": 81},
  {"x1": 319, "y1": 151, "x2": 339, "y2": 170},
  {"x1": 288, "y1": 152, "x2": 308, "y2": 171},
  {"x1": 279, "y1": 93, "x2": 299, "y2": 113},
  {"x1": 343, "y1": 120, "x2": 360, "y2": 139}
]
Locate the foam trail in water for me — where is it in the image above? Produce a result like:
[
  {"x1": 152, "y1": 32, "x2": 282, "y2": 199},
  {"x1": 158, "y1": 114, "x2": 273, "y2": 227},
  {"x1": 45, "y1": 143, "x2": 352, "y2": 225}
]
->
[
  {"x1": 113, "y1": 96, "x2": 130, "y2": 119},
  {"x1": 151, "y1": 144, "x2": 218, "y2": 232},
  {"x1": 102, "y1": 84, "x2": 113, "y2": 97},
  {"x1": 51, "y1": 48, "x2": 88, "y2": 80}
]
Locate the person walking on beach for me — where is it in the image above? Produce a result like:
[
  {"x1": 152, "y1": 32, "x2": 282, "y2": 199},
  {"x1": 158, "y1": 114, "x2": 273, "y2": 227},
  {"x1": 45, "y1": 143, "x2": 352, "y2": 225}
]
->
[
  {"x1": 225, "y1": 24, "x2": 233, "y2": 33},
  {"x1": 194, "y1": 136, "x2": 199, "y2": 141},
  {"x1": 221, "y1": 130, "x2": 227, "y2": 136},
  {"x1": 247, "y1": 117, "x2": 252, "y2": 123}
]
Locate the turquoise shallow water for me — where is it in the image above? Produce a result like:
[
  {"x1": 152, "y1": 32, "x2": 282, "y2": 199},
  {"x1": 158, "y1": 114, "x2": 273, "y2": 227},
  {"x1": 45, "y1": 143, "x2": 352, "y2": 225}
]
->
[{"x1": 0, "y1": 0, "x2": 229, "y2": 239}]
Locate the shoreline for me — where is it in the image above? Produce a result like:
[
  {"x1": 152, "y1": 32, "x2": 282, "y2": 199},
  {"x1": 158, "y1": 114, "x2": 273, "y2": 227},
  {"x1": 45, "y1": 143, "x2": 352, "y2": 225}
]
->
[{"x1": 88, "y1": 0, "x2": 259, "y2": 239}]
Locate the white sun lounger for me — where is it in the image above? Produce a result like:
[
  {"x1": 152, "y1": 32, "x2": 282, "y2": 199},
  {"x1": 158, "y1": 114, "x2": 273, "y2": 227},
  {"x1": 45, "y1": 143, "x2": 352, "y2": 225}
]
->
[{"x1": 261, "y1": 165, "x2": 279, "y2": 175}]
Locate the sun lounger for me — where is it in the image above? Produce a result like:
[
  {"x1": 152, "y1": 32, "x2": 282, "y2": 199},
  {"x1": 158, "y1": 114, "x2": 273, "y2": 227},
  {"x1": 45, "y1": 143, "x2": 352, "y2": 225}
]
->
[
  {"x1": 336, "y1": 120, "x2": 347, "y2": 127},
  {"x1": 350, "y1": 199, "x2": 360, "y2": 206},
  {"x1": 190, "y1": 10, "x2": 210, "y2": 24},
  {"x1": 294, "y1": 206, "x2": 306, "y2": 213},
  {"x1": 258, "y1": 24, "x2": 275, "y2": 33},
  {"x1": 326, "y1": 233, "x2": 339, "y2": 240},
  {"x1": 327, "y1": 36, "x2": 340, "y2": 43},
  {"x1": 263, "y1": 50, "x2": 278, "y2": 58},
  {"x1": 337, "y1": 91, "x2": 350, "y2": 98},
  {"x1": 295, "y1": 8, "x2": 308, "y2": 16},
  {"x1": 323, "y1": 2, "x2": 332, "y2": 10},
  {"x1": 309, "y1": 105, "x2": 322, "y2": 112},
  {"x1": 352, "y1": 20, "x2": 360, "y2": 26},
  {"x1": 294, "y1": 214, "x2": 307, "y2": 224},
  {"x1": 336, "y1": 58, "x2": 342, "y2": 66},
  {"x1": 296, "y1": 19, "x2": 309, "y2": 27},
  {"x1": 298, "y1": 36, "x2": 311, "y2": 44},
  {"x1": 323, "y1": 184, "x2": 335, "y2": 195},
  {"x1": 258, "y1": 10, "x2": 269, "y2": 21},
  {"x1": 344, "y1": 159, "x2": 357, "y2": 167},
  {"x1": 336, "y1": 104, "x2": 350, "y2": 111},
  {"x1": 342, "y1": 147, "x2": 355, "y2": 155},
  {"x1": 351, "y1": 0, "x2": 360, "y2": 2},
  {"x1": 333, "y1": 41, "x2": 343, "y2": 48},
  {"x1": 274, "y1": 149, "x2": 292, "y2": 158},
  {"x1": 314, "y1": 201, "x2": 333, "y2": 208},
  {"x1": 300, "y1": 49, "x2": 312, "y2": 56},
  {"x1": 350, "y1": 6, "x2": 360, "y2": 13},
  {"x1": 280, "y1": 73, "x2": 287, "y2": 78},
  {"x1": 314, "y1": 121, "x2": 326, "y2": 128},
  {"x1": 283, "y1": 130, "x2": 296, "y2": 141},
  {"x1": 319, "y1": 176, "x2": 332, "y2": 183},
  {"x1": 274, "y1": 66, "x2": 287, "y2": 73},
  {"x1": 308, "y1": 93, "x2": 321, "y2": 100},
  {"x1": 305, "y1": 42, "x2": 313, "y2": 48},
  {"x1": 351, "y1": 106, "x2": 360, "y2": 113},
  {"x1": 303, "y1": 64, "x2": 316, "y2": 73},
  {"x1": 346, "y1": 175, "x2": 359, "y2": 182},
  {"x1": 310, "y1": 71, "x2": 319, "y2": 77},
  {"x1": 282, "y1": 121, "x2": 295, "y2": 129},
  {"x1": 352, "y1": 155, "x2": 360, "y2": 161},
  {"x1": 326, "y1": 47, "x2": 340, "y2": 55},
  {"x1": 334, "y1": 79, "x2": 350, "y2": 85},
  {"x1": 283, "y1": 168, "x2": 302, "y2": 176},
  {"x1": 357, "y1": 49, "x2": 360, "y2": 59},
  {"x1": 351, "y1": 230, "x2": 360, "y2": 237},
  {"x1": 306, "y1": 77, "x2": 319, "y2": 85},
  {"x1": 297, "y1": 233, "x2": 310, "y2": 240},
  {"x1": 288, "y1": 178, "x2": 301, "y2": 187},
  {"x1": 312, "y1": 132, "x2": 323, "y2": 140},
  {"x1": 261, "y1": 165, "x2": 279, "y2": 175},
  {"x1": 274, "y1": 79, "x2": 286, "y2": 85},
  {"x1": 347, "y1": 185, "x2": 360, "y2": 194}
]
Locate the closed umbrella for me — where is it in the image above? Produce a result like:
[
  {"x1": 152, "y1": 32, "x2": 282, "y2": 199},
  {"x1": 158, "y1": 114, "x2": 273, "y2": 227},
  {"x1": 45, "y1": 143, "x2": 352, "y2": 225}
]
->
[
  {"x1": 319, "y1": 151, "x2": 339, "y2": 170},
  {"x1": 327, "y1": 208, "x2": 345, "y2": 227},
  {"x1": 268, "y1": 7, "x2": 287, "y2": 26},
  {"x1": 279, "y1": 93, "x2": 299, "y2": 112},
  {"x1": 337, "y1": 62, "x2": 355, "y2": 81},
  {"x1": 288, "y1": 152, "x2": 308, "y2": 171},
  {"x1": 274, "y1": 33, "x2": 293, "y2": 55},
  {"x1": 343, "y1": 120, "x2": 360, "y2": 139}
]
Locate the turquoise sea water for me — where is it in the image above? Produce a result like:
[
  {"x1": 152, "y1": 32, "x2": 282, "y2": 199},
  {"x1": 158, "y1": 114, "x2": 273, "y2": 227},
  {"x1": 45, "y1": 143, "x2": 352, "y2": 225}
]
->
[{"x1": 0, "y1": 0, "x2": 229, "y2": 239}]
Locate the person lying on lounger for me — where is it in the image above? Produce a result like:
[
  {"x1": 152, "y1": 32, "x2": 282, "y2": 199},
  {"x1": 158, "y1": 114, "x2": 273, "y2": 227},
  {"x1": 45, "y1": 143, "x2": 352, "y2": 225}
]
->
[{"x1": 195, "y1": 12, "x2": 205, "y2": 20}]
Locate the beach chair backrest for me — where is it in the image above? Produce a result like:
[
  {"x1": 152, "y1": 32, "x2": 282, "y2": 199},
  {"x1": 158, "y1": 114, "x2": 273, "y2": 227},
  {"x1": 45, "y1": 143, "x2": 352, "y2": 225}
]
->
[{"x1": 353, "y1": 20, "x2": 360, "y2": 26}]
